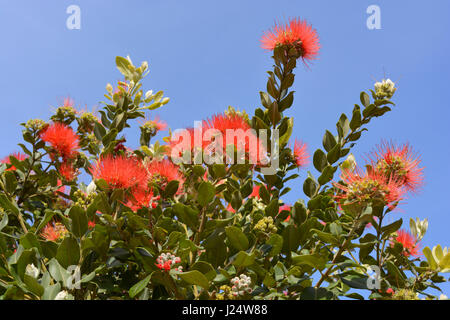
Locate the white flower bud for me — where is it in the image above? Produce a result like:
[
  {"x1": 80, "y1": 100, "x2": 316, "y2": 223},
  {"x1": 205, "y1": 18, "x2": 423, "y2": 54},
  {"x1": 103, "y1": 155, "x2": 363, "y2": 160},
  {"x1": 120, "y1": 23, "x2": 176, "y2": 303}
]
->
[
  {"x1": 87, "y1": 180, "x2": 97, "y2": 194},
  {"x1": 25, "y1": 264, "x2": 39, "y2": 279},
  {"x1": 54, "y1": 290, "x2": 68, "y2": 300}
]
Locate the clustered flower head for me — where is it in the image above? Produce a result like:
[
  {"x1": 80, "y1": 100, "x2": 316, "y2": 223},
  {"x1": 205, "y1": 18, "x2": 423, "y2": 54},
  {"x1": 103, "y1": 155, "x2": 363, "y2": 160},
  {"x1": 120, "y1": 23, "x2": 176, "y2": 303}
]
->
[
  {"x1": 156, "y1": 253, "x2": 182, "y2": 272},
  {"x1": 124, "y1": 188, "x2": 159, "y2": 212},
  {"x1": 253, "y1": 216, "x2": 277, "y2": 234},
  {"x1": 77, "y1": 110, "x2": 99, "y2": 133},
  {"x1": 230, "y1": 274, "x2": 253, "y2": 297},
  {"x1": 40, "y1": 222, "x2": 68, "y2": 241},
  {"x1": 91, "y1": 155, "x2": 148, "y2": 190},
  {"x1": 334, "y1": 167, "x2": 405, "y2": 210},
  {"x1": 73, "y1": 189, "x2": 96, "y2": 209},
  {"x1": 390, "y1": 229, "x2": 420, "y2": 257},
  {"x1": 261, "y1": 17, "x2": 320, "y2": 64},
  {"x1": 51, "y1": 97, "x2": 77, "y2": 123},
  {"x1": 40, "y1": 122, "x2": 80, "y2": 161},
  {"x1": 293, "y1": 139, "x2": 309, "y2": 168},
  {"x1": 374, "y1": 79, "x2": 396, "y2": 99},
  {"x1": 169, "y1": 112, "x2": 267, "y2": 166},
  {"x1": 139, "y1": 116, "x2": 167, "y2": 136},
  {"x1": 368, "y1": 141, "x2": 424, "y2": 193},
  {"x1": 146, "y1": 158, "x2": 185, "y2": 193},
  {"x1": 25, "y1": 119, "x2": 47, "y2": 132}
]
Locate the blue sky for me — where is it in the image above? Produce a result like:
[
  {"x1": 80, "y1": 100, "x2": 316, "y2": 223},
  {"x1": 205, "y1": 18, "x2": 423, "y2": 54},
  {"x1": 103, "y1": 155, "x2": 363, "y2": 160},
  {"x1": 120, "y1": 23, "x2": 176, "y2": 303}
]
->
[{"x1": 1, "y1": 1, "x2": 449, "y2": 295}]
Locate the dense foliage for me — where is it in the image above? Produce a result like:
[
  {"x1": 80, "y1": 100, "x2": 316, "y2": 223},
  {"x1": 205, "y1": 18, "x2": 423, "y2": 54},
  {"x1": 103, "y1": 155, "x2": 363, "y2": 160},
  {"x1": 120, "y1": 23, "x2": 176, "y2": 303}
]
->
[{"x1": 0, "y1": 18, "x2": 448, "y2": 300}]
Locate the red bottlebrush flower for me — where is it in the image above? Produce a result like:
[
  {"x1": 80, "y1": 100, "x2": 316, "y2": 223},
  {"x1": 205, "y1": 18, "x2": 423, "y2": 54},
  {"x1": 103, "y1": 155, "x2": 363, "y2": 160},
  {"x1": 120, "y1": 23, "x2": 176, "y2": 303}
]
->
[
  {"x1": 293, "y1": 140, "x2": 309, "y2": 168},
  {"x1": 90, "y1": 155, "x2": 148, "y2": 190},
  {"x1": 1, "y1": 152, "x2": 28, "y2": 171},
  {"x1": 59, "y1": 161, "x2": 78, "y2": 181},
  {"x1": 202, "y1": 113, "x2": 267, "y2": 165},
  {"x1": 333, "y1": 167, "x2": 405, "y2": 210},
  {"x1": 88, "y1": 220, "x2": 96, "y2": 229},
  {"x1": 40, "y1": 222, "x2": 68, "y2": 241},
  {"x1": 261, "y1": 18, "x2": 320, "y2": 64},
  {"x1": 146, "y1": 159, "x2": 184, "y2": 192},
  {"x1": 391, "y1": 229, "x2": 420, "y2": 257},
  {"x1": 124, "y1": 188, "x2": 157, "y2": 212},
  {"x1": 368, "y1": 141, "x2": 424, "y2": 193},
  {"x1": 40, "y1": 122, "x2": 80, "y2": 160}
]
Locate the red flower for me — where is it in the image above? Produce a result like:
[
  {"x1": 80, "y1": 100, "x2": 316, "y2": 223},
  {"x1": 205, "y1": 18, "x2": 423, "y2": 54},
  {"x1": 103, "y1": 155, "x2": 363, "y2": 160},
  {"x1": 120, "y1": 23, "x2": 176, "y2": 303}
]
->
[
  {"x1": 146, "y1": 159, "x2": 184, "y2": 192},
  {"x1": 88, "y1": 221, "x2": 96, "y2": 229},
  {"x1": 59, "y1": 161, "x2": 78, "y2": 181},
  {"x1": 334, "y1": 167, "x2": 405, "y2": 210},
  {"x1": 40, "y1": 122, "x2": 80, "y2": 160},
  {"x1": 391, "y1": 229, "x2": 420, "y2": 257},
  {"x1": 293, "y1": 140, "x2": 309, "y2": 168},
  {"x1": 91, "y1": 155, "x2": 148, "y2": 190},
  {"x1": 124, "y1": 188, "x2": 158, "y2": 212},
  {"x1": 40, "y1": 222, "x2": 68, "y2": 241},
  {"x1": 202, "y1": 114, "x2": 266, "y2": 163},
  {"x1": 368, "y1": 141, "x2": 424, "y2": 193},
  {"x1": 1, "y1": 152, "x2": 27, "y2": 171},
  {"x1": 261, "y1": 18, "x2": 320, "y2": 64}
]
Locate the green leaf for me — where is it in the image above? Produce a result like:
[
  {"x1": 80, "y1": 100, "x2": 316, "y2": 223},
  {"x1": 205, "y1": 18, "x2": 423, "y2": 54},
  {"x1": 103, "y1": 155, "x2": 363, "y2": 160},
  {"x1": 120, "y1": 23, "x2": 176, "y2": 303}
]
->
[
  {"x1": 423, "y1": 246, "x2": 438, "y2": 270},
  {"x1": 56, "y1": 237, "x2": 80, "y2": 269},
  {"x1": 191, "y1": 261, "x2": 216, "y2": 281},
  {"x1": 360, "y1": 92, "x2": 370, "y2": 107},
  {"x1": 4, "y1": 171, "x2": 17, "y2": 194},
  {"x1": 386, "y1": 261, "x2": 406, "y2": 285},
  {"x1": 69, "y1": 206, "x2": 88, "y2": 238},
  {"x1": 42, "y1": 283, "x2": 61, "y2": 300},
  {"x1": 163, "y1": 180, "x2": 179, "y2": 198},
  {"x1": 341, "y1": 275, "x2": 369, "y2": 289},
  {"x1": 172, "y1": 203, "x2": 199, "y2": 230},
  {"x1": 23, "y1": 274, "x2": 44, "y2": 297},
  {"x1": 179, "y1": 270, "x2": 210, "y2": 289},
  {"x1": 0, "y1": 213, "x2": 8, "y2": 232},
  {"x1": 0, "y1": 194, "x2": 20, "y2": 215},
  {"x1": 197, "y1": 182, "x2": 215, "y2": 206},
  {"x1": 225, "y1": 226, "x2": 249, "y2": 251},
  {"x1": 381, "y1": 218, "x2": 403, "y2": 238},
  {"x1": 313, "y1": 149, "x2": 328, "y2": 172},
  {"x1": 265, "y1": 199, "x2": 279, "y2": 217},
  {"x1": 292, "y1": 254, "x2": 326, "y2": 269},
  {"x1": 36, "y1": 210, "x2": 56, "y2": 233},
  {"x1": 327, "y1": 144, "x2": 341, "y2": 164},
  {"x1": 232, "y1": 251, "x2": 255, "y2": 268},
  {"x1": 129, "y1": 274, "x2": 151, "y2": 298},
  {"x1": 350, "y1": 105, "x2": 362, "y2": 130},
  {"x1": 318, "y1": 165, "x2": 336, "y2": 185},
  {"x1": 303, "y1": 177, "x2": 318, "y2": 198},
  {"x1": 116, "y1": 56, "x2": 133, "y2": 79},
  {"x1": 259, "y1": 91, "x2": 271, "y2": 108},
  {"x1": 20, "y1": 233, "x2": 42, "y2": 253},
  {"x1": 281, "y1": 225, "x2": 301, "y2": 254},
  {"x1": 266, "y1": 234, "x2": 283, "y2": 257},
  {"x1": 322, "y1": 130, "x2": 337, "y2": 152}
]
